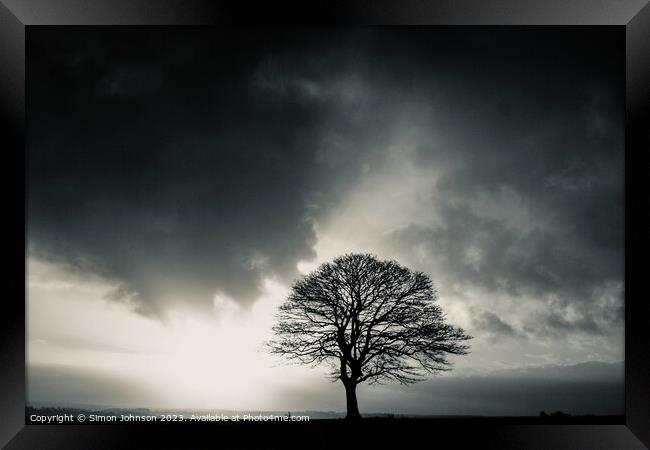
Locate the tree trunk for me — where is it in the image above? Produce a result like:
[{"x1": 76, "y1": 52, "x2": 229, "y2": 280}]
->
[{"x1": 344, "y1": 383, "x2": 361, "y2": 421}]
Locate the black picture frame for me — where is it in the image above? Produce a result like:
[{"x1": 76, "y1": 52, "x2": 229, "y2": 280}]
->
[{"x1": 1, "y1": 1, "x2": 648, "y2": 448}]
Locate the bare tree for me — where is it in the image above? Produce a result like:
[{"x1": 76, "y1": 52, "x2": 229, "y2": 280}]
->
[{"x1": 267, "y1": 253, "x2": 472, "y2": 420}]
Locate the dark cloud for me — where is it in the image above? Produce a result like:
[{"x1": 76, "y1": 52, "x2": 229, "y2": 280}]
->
[
  {"x1": 27, "y1": 28, "x2": 624, "y2": 328},
  {"x1": 472, "y1": 311, "x2": 522, "y2": 342},
  {"x1": 27, "y1": 29, "x2": 332, "y2": 317},
  {"x1": 243, "y1": 29, "x2": 624, "y2": 331}
]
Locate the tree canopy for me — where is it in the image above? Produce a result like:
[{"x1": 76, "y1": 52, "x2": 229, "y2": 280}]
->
[{"x1": 268, "y1": 253, "x2": 472, "y2": 419}]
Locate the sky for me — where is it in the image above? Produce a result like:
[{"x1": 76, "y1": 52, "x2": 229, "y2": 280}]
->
[{"x1": 26, "y1": 27, "x2": 625, "y2": 415}]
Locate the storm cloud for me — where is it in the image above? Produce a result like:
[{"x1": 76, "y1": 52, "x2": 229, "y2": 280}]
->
[{"x1": 27, "y1": 26, "x2": 624, "y2": 347}]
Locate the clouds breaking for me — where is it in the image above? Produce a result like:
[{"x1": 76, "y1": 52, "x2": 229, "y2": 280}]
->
[{"x1": 27, "y1": 27, "x2": 624, "y2": 351}]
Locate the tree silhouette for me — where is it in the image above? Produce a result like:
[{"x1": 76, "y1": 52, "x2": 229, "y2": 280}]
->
[{"x1": 267, "y1": 253, "x2": 472, "y2": 420}]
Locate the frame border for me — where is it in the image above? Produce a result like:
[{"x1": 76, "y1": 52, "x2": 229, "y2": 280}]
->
[{"x1": 1, "y1": 1, "x2": 648, "y2": 448}]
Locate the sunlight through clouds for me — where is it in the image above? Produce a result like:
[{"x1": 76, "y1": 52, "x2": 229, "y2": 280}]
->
[{"x1": 28, "y1": 258, "x2": 327, "y2": 409}]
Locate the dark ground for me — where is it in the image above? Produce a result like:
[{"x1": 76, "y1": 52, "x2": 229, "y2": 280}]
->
[
  {"x1": 24, "y1": 405, "x2": 624, "y2": 424},
  {"x1": 13, "y1": 406, "x2": 638, "y2": 449}
]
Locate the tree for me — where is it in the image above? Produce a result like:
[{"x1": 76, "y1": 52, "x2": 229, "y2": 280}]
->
[{"x1": 267, "y1": 253, "x2": 472, "y2": 420}]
